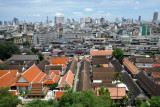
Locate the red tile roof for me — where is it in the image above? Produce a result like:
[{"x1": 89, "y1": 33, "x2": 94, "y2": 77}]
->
[
  {"x1": 0, "y1": 70, "x2": 9, "y2": 77},
  {"x1": 90, "y1": 50, "x2": 113, "y2": 56},
  {"x1": 55, "y1": 91, "x2": 64, "y2": 99},
  {"x1": 22, "y1": 65, "x2": 43, "y2": 83},
  {"x1": 152, "y1": 72, "x2": 160, "y2": 79},
  {"x1": 152, "y1": 64, "x2": 160, "y2": 67},
  {"x1": 0, "y1": 72, "x2": 16, "y2": 87},
  {"x1": 59, "y1": 70, "x2": 74, "y2": 87},
  {"x1": 13, "y1": 83, "x2": 30, "y2": 86},
  {"x1": 97, "y1": 87, "x2": 127, "y2": 99},
  {"x1": 43, "y1": 72, "x2": 60, "y2": 84},
  {"x1": 123, "y1": 59, "x2": 139, "y2": 74},
  {"x1": 50, "y1": 59, "x2": 67, "y2": 65},
  {"x1": 49, "y1": 70, "x2": 61, "y2": 75}
]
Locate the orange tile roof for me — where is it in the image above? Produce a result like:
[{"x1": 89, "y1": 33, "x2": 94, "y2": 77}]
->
[
  {"x1": 50, "y1": 59, "x2": 66, "y2": 65},
  {"x1": 54, "y1": 56, "x2": 68, "y2": 60},
  {"x1": 43, "y1": 72, "x2": 60, "y2": 84},
  {"x1": 152, "y1": 72, "x2": 160, "y2": 78},
  {"x1": 123, "y1": 59, "x2": 139, "y2": 74},
  {"x1": 22, "y1": 65, "x2": 43, "y2": 83},
  {"x1": 10, "y1": 70, "x2": 18, "y2": 77},
  {"x1": 49, "y1": 70, "x2": 61, "y2": 75},
  {"x1": 13, "y1": 83, "x2": 30, "y2": 86},
  {"x1": 97, "y1": 87, "x2": 127, "y2": 99},
  {"x1": 90, "y1": 50, "x2": 113, "y2": 56},
  {"x1": 0, "y1": 72, "x2": 15, "y2": 87},
  {"x1": 55, "y1": 91, "x2": 64, "y2": 99},
  {"x1": 59, "y1": 70, "x2": 74, "y2": 87},
  {"x1": 32, "y1": 72, "x2": 46, "y2": 83},
  {"x1": 101, "y1": 64, "x2": 109, "y2": 67},
  {"x1": 0, "y1": 70, "x2": 9, "y2": 77},
  {"x1": 81, "y1": 56, "x2": 91, "y2": 62}
]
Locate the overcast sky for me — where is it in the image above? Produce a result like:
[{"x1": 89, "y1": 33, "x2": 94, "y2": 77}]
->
[{"x1": 0, "y1": 0, "x2": 160, "y2": 22}]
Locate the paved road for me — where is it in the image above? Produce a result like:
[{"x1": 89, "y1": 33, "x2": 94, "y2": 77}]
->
[{"x1": 74, "y1": 62, "x2": 81, "y2": 92}]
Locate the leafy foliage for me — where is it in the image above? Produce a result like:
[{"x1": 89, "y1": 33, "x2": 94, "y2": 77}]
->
[
  {"x1": 50, "y1": 82, "x2": 58, "y2": 90},
  {"x1": 23, "y1": 41, "x2": 30, "y2": 46},
  {"x1": 26, "y1": 51, "x2": 34, "y2": 55},
  {"x1": 0, "y1": 43, "x2": 20, "y2": 60},
  {"x1": 26, "y1": 99, "x2": 59, "y2": 107},
  {"x1": 113, "y1": 72, "x2": 122, "y2": 81},
  {"x1": 112, "y1": 48, "x2": 124, "y2": 62},
  {"x1": 149, "y1": 96, "x2": 160, "y2": 107},
  {"x1": 38, "y1": 53, "x2": 44, "y2": 61},
  {"x1": 0, "y1": 63, "x2": 3, "y2": 70},
  {"x1": 0, "y1": 87, "x2": 21, "y2": 107}
]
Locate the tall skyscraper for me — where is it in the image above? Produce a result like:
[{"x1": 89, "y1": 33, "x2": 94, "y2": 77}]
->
[
  {"x1": 138, "y1": 16, "x2": 141, "y2": 22},
  {"x1": 80, "y1": 18, "x2": 84, "y2": 24},
  {"x1": 100, "y1": 17, "x2": 105, "y2": 24},
  {"x1": 85, "y1": 17, "x2": 91, "y2": 23},
  {"x1": 152, "y1": 10, "x2": 158, "y2": 22},
  {"x1": 13, "y1": 17, "x2": 19, "y2": 25},
  {"x1": 55, "y1": 15, "x2": 65, "y2": 25},
  {"x1": 47, "y1": 16, "x2": 49, "y2": 24},
  {"x1": 67, "y1": 19, "x2": 70, "y2": 24},
  {"x1": 115, "y1": 18, "x2": 119, "y2": 23}
]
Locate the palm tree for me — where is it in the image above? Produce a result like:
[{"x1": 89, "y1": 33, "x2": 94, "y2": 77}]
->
[{"x1": 113, "y1": 73, "x2": 122, "y2": 82}]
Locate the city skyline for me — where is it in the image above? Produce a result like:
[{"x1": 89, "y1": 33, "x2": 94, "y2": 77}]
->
[{"x1": 0, "y1": 0, "x2": 160, "y2": 22}]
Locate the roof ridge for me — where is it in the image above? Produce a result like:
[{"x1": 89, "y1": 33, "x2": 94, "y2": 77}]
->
[
  {"x1": 22, "y1": 64, "x2": 35, "y2": 75},
  {"x1": 0, "y1": 71, "x2": 10, "y2": 78},
  {"x1": 32, "y1": 71, "x2": 42, "y2": 83},
  {"x1": 39, "y1": 73, "x2": 46, "y2": 83}
]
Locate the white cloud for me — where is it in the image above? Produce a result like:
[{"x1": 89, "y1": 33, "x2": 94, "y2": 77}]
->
[
  {"x1": 106, "y1": 13, "x2": 111, "y2": 17},
  {"x1": 97, "y1": 11, "x2": 104, "y2": 13},
  {"x1": 72, "y1": 12, "x2": 83, "y2": 16},
  {"x1": 84, "y1": 8, "x2": 93, "y2": 12},
  {"x1": 134, "y1": 7, "x2": 139, "y2": 10},
  {"x1": 135, "y1": 1, "x2": 140, "y2": 4},
  {"x1": 55, "y1": 12, "x2": 64, "y2": 16},
  {"x1": 32, "y1": 14, "x2": 41, "y2": 17}
]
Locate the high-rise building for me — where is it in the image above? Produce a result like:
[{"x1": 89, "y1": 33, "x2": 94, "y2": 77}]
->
[
  {"x1": 138, "y1": 16, "x2": 141, "y2": 22},
  {"x1": 100, "y1": 17, "x2": 105, "y2": 24},
  {"x1": 85, "y1": 17, "x2": 91, "y2": 23},
  {"x1": 0, "y1": 21, "x2": 2, "y2": 25},
  {"x1": 55, "y1": 15, "x2": 65, "y2": 24},
  {"x1": 47, "y1": 16, "x2": 49, "y2": 24},
  {"x1": 152, "y1": 10, "x2": 158, "y2": 22},
  {"x1": 142, "y1": 24, "x2": 151, "y2": 36},
  {"x1": 13, "y1": 17, "x2": 19, "y2": 25},
  {"x1": 80, "y1": 18, "x2": 84, "y2": 24},
  {"x1": 67, "y1": 19, "x2": 70, "y2": 24},
  {"x1": 115, "y1": 18, "x2": 119, "y2": 23}
]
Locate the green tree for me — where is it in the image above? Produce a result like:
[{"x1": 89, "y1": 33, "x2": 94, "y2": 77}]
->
[
  {"x1": 0, "y1": 43, "x2": 20, "y2": 60},
  {"x1": 0, "y1": 87, "x2": 21, "y2": 107},
  {"x1": 26, "y1": 99, "x2": 58, "y2": 107},
  {"x1": 38, "y1": 53, "x2": 44, "y2": 61},
  {"x1": 112, "y1": 48, "x2": 124, "y2": 62},
  {"x1": 26, "y1": 51, "x2": 34, "y2": 55},
  {"x1": 23, "y1": 41, "x2": 30, "y2": 46},
  {"x1": 149, "y1": 96, "x2": 160, "y2": 107},
  {"x1": 0, "y1": 63, "x2": 3, "y2": 70},
  {"x1": 113, "y1": 72, "x2": 122, "y2": 81},
  {"x1": 121, "y1": 96, "x2": 129, "y2": 106},
  {"x1": 50, "y1": 82, "x2": 58, "y2": 90}
]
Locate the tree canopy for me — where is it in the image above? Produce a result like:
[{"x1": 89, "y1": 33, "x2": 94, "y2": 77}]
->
[
  {"x1": 0, "y1": 43, "x2": 20, "y2": 60},
  {"x1": 0, "y1": 87, "x2": 21, "y2": 107},
  {"x1": 112, "y1": 48, "x2": 124, "y2": 62}
]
